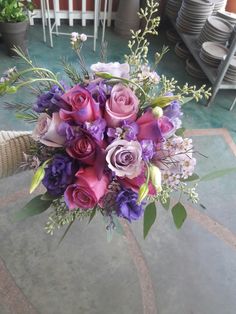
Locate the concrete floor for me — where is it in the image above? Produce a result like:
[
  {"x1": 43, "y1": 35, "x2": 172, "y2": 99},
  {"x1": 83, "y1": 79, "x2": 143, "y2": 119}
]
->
[{"x1": 0, "y1": 23, "x2": 236, "y2": 314}]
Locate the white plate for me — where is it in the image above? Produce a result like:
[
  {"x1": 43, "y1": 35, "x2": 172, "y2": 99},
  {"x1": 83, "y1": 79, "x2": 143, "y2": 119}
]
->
[
  {"x1": 207, "y1": 16, "x2": 233, "y2": 33},
  {"x1": 202, "y1": 41, "x2": 228, "y2": 59}
]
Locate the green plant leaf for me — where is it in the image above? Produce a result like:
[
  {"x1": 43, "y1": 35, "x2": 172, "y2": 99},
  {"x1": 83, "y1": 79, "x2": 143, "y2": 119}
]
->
[
  {"x1": 143, "y1": 202, "x2": 157, "y2": 239},
  {"x1": 175, "y1": 127, "x2": 186, "y2": 136},
  {"x1": 88, "y1": 207, "x2": 96, "y2": 224},
  {"x1": 171, "y1": 202, "x2": 187, "y2": 229},
  {"x1": 160, "y1": 197, "x2": 170, "y2": 210},
  {"x1": 30, "y1": 159, "x2": 51, "y2": 194},
  {"x1": 181, "y1": 173, "x2": 200, "y2": 182},
  {"x1": 14, "y1": 195, "x2": 52, "y2": 221},
  {"x1": 40, "y1": 192, "x2": 58, "y2": 201},
  {"x1": 200, "y1": 167, "x2": 236, "y2": 182},
  {"x1": 181, "y1": 97, "x2": 193, "y2": 105}
]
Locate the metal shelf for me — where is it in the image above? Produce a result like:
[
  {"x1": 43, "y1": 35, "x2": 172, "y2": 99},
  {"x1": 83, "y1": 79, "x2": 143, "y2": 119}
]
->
[{"x1": 169, "y1": 18, "x2": 236, "y2": 107}]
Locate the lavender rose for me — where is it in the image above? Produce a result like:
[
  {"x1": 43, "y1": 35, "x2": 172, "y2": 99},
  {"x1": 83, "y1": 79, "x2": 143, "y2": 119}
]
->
[
  {"x1": 32, "y1": 112, "x2": 65, "y2": 147},
  {"x1": 106, "y1": 139, "x2": 142, "y2": 179},
  {"x1": 90, "y1": 62, "x2": 130, "y2": 78},
  {"x1": 105, "y1": 84, "x2": 139, "y2": 127},
  {"x1": 116, "y1": 188, "x2": 144, "y2": 222}
]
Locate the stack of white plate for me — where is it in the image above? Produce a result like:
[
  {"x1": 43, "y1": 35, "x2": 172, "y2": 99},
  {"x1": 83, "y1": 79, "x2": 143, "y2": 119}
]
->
[
  {"x1": 223, "y1": 57, "x2": 236, "y2": 83},
  {"x1": 166, "y1": 29, "x2": 181, "y2": 43},
  {"x1": 217, "y1": 10, "x2": 236, "y2": 25},
  {"x1": 165, "y1": 0, "x2": 182, "y2": 20},
  {"x1": 176, "y1": 0, "x2": 214, "y2": 35},
  {"x1": 175, "y1": 42, "x2": 191, "y2": 59},
  {"x1": 212, "y1": 0, "x2": 227, "y2": 15},
  {"x1": 200, "y1": 41, "x2": 228, "y2": 67},
  {"x1": 186, "y1": 58, "x2": 207, "y2": 79},
  {"x1": 198, "y1": 16, "x2": 233, "y2": 46}
]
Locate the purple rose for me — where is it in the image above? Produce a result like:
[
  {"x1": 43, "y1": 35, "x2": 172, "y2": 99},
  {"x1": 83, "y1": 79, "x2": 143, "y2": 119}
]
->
[
  {"x1": 42, "y1": 154, "x2": 78, "y2": 196},
  {"x1": 116, "y1": 188, "x2": 144, "y2": 222},
  {"x1": 106, "y1": 139, "x2": 143, "y2": 179},
  {"x1": 33, "y1": 85, "x2": 66, "y2": 114}
]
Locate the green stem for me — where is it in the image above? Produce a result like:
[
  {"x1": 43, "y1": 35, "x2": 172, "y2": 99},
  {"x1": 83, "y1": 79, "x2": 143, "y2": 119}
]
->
[{"x1": 16, "y1": 78, "x2": 65, "y2": 92}]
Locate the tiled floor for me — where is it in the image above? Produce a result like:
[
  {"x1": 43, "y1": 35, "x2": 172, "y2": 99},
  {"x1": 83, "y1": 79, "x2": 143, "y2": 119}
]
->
[{"x1": 0, "y1": 23, "x2": 236, "y2": 314}]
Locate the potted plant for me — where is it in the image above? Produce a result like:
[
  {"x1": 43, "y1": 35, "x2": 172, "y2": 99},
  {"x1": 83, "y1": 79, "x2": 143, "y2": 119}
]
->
[{"x1": 0, "y1": 0, "x2": 34, "y2": 56}]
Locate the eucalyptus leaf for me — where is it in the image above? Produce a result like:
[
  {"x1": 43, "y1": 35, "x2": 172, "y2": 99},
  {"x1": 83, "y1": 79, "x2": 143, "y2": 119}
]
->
[
  {"x1": 14, "y1": 195, "x2": 52, "y2": 221},
  {"x1": 41, "y1": 192, "x2": 58, "y2": 201},
  {"x1": 143, "y1": 202, "x2": 157, "y2": 239},
  {"x1": 171, "y1": 202, "x2": 187, "y2": 229},
  {"x1": 200, "y1": 167, "x2": 236, "y2": 182}
]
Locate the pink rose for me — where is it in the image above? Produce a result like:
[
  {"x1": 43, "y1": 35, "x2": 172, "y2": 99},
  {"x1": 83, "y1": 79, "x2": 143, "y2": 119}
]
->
[
  {"x1": 136, "y1": 111, "x2": 163, "y2": 142},
  {"x1": 106, "y1": 139, "x2": 142, "y2": 179},
  {"x1": 66, "y1": 132, "x2": 106, "y2": 179},
  {"x1": 119, "y1": 168, "x2": 156, "y2": 196},
  {"x1": 64, "y1": 167, "x2": 109, "y2": 210},
  {"x1": 32, "y1": 112, "x2": 65, "y2": 147},
  {"x1": 90, "y1": 62, "x2": 130, "y2": 78},
  {"x1": 104, "y1": 84, "x2": 139, "y2": 127},
  {"x1": 60, "y1": 84, "x2": 101, "y2": 124}
]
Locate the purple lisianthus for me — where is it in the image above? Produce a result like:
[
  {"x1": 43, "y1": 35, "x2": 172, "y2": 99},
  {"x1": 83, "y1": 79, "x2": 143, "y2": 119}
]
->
[
  {"x1": 84, "y1": 118, "x2": 107, "y2": 141},
  {"x1": 116, "y1": 188, "x2": 144, "y2": 222},
  {"x1": 86, "y1": 81, "x2": 111, "y2": 107},
  {"x1": 141, "y1": 140, "x2": 154, "y2": 162},
  {"x1": 42, "y1": 154, "x2": 78, "y2": 196},
  {"x1": 33, "y1": 84, "x2": 66, "y2": 114}
]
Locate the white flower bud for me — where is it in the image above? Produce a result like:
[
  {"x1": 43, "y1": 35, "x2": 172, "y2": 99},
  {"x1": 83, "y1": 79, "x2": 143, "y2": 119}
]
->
[{"x1": 80, "y1": 33, "x2": 87, "y2": 42}]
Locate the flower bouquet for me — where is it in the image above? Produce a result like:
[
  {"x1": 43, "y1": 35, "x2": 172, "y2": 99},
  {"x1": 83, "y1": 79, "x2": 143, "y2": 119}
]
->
[{"x1": 0, "y1": 1, "x2": 212, "y2": 239}]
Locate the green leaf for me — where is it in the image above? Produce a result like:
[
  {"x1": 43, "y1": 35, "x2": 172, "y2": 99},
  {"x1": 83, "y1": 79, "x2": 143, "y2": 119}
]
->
[
  {"x1": 14, "y1": 195, "x2": 52, "y2": 221},
  {"x1": 30, "y1": 159, "x2": 51, "y2": 194},
  {"x1": 181, "y1": 173, "x2": 200, "y2": 182},
  {"x1": 175, "y1": 127, "x2": 186, "y2": 136},
  {"x1": 171, "y1": 202, "x2": 187, "y2": 229},
  {"x1": 160, "y1": 197, "x2": 170, "y2": 210},
  {"x1": 88, "y1": 207, "x2": 96, "y2": 224},
  {"x1": 41, "y1": 192, "x2": 58, "y2": 201},
  {"x1": 143, "y1": 202, "x2": 157, "y2": 239},
  {"x1": 200, "y1": 167, "x2": 236, "y2": 182},
  {"x1": 181, "y1": 97, "x2": 193, "y2": 105}
]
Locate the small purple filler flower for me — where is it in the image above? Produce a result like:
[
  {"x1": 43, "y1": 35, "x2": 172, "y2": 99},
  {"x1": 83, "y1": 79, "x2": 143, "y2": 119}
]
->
[
  {"x1": 34, "y1": 85, "x2": 66, "y2": 114},
  {"x1": 116, "y1": 189, "x2": 144, "y2": 222},
  {"x1": 141, "y1": 140, "x2": 154, "y2": 162},
  {"x1": 86, "y1": 81, "x2": 111, "y2": 107},
  {"x1": 84, "y1": 118, "x2": 107, "y2": 141},
  {"x1": 42, "y1": 154, "x2": 78, "y2": 196}
]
